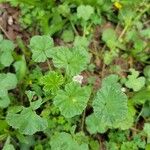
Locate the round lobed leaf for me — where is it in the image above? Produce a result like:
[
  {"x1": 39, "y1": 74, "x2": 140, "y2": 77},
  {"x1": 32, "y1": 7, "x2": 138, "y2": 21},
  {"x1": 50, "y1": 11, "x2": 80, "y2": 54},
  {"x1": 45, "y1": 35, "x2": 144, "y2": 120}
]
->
[
  {"x1": 50, "y1": 132, "x2": 89, "y2": 150},
  {"x1": 6, "y1": 107, "x2": 48, "y2": 135},
  {"x1": 52, "y1": 46, "x2": 90, "y2": 76},
  {"x1": 29, "y1": 35, "x2": 54, "y2": 62},
  {"x1": 93, "y1": 75, "x2": 128, "y2": 127},
  {"x1": 54, "y1": 82, "x2": 91, "y2": 118}
]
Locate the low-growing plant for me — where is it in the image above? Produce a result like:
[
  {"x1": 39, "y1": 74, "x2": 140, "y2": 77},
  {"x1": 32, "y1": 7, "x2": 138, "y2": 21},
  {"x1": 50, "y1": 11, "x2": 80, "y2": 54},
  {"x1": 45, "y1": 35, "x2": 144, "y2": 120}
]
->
[
  {"x1": 0, "y1": 0, "x2": 150, "y2": 149},
  {"x1": 0, "y1": 33, "x2": 148, "y2": 149}
]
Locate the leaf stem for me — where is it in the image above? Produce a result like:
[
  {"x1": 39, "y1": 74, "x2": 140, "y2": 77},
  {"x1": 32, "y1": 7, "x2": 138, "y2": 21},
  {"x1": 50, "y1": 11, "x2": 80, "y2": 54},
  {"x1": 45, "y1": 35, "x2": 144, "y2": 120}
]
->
[
  {"x1": 70, "y1": 20, "x2": 79, "y2": 35},
  {"x1": 118, "y1": 4, "x2": 150, "y2": 41}
]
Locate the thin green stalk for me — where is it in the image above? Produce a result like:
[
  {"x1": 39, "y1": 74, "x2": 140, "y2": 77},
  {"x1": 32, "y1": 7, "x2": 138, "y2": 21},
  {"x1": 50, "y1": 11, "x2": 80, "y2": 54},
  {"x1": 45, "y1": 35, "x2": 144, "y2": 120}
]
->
[
  {"x1": 118, "y1": 3, "x2": 150, "y2": 40},
  {"x1": 70, "y1": 20, "x2": 79, "y2": 35}
]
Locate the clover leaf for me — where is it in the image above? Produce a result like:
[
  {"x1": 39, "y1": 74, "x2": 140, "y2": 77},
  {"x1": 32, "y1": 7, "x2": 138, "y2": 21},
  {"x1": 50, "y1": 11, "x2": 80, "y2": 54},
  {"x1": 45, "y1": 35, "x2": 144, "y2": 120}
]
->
[
  {"x1": 50, "y1": 132, "x2": 89, "y2": 150},
  {"x1": 29, "y1": 35, "x2": 54, "y2": 62},
  {"x1": 0, "y1": 37, "x2": 15, "y2": 67},
  {"x1": 6, "y1": 107, "x2": 48, "y2": 135},
  {"x1": 93, "y1": 75, "x2": 128, "y2": 127},
  {"x1": 53, "y1": 82, "x2": 91, "y2": 118},
  {"x1": 40, "y1": 71, "x2": 64, "y2": 94},
  {"x1": 77, "y1": 5, "x2": 94, "y2": 21},
  {"x1": 125, "y1": 69, "x2": 145, "y2": 91},
  {"x1": 52, "y1": 46, "x2": 90, "y2": 76}
]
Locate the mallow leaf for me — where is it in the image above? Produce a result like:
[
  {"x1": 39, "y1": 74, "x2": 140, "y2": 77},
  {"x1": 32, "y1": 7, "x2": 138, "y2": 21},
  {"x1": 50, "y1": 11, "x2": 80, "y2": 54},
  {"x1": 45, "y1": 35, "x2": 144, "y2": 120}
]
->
[
  {"x1": 0, "y1": 38, "x2": 15, "y2": 67},
  {"x1": 144, "y1": 123, "x2": 150, "y2": 139},
  {"x1": 2, "y1": 136, "x2": 15, "y2": 150},
  {"x1": 13, "y1": 56, "x2": 27, "y2": 82},
  {"x1": 50, "y1": 132, "x2": 89, "y2": 150},
  {"x1": 86, "y1": 113, "x2": 107, "y2": 134},
  {"x1": 0, "y1": 73, "x2": 17, "y2": 90},
  {"x1": 102, "y1": 28, "x2": 118, "y2": 49},
  {"x1": 25, "y1": 90, "x2": 42, "y2": 110},
  {"x1": 0, "y1": 73, "x2": 17, "y2": 108},
  {"x1": 29, "y1": 35, "x2": 54, "y2": 62},
  {"x1": 54, "y1": 82, "x2": 91, "y2": 118},
  {"x1": 116, "y1": 103, "x2": 135, "y2": 130},
  {"x1": 77, "y1": 5, "x2": 94, "y2": 21},
  {"x1": 0, "y1": 89, "x2": 10, "y2": 108},
  {"x1": 93, "y1": 75, "x2": 128, "y2": 127},
  {"x1": 6, "y1": 107, "x2": 48, "y2": 135},
  {"x1": 52, "y1": 46, "x2": 90, "y2": 76},
  {"x1": 40, "y1": 71, "x2": 64, "y2": 94}
]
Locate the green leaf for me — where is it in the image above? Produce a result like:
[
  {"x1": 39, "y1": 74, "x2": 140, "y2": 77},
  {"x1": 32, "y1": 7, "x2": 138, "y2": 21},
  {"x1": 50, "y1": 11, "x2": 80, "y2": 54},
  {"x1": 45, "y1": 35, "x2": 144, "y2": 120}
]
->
[
  {"x1": 86, "y1": 114, "x2": 107, "y2": 134},
  {"x1": 61, "y1": 29, "x2": 74, "y2": 42},
  {"x1": 50, "y1": 132, "x2": 89, "y2": 150},
  {"x1": 2, "y1": 136, "x2": 15, "y2": 150},
  {"x1": 93, "y1": 75, "x2": 128, "y2": 127},
  {"x1": 52, "y1": 46, "x2": 90, "y2": 76},
  {"x1": 121, "y1": 141, "x2": 138, "y2": 150},
  {"x1": 144, "y1": 123, "x2": 150, "y2": 137},
  {"x1": 0, "y1": 89, "x2": 10, "y2": 108},
  {"x1": 77, "y1": 5, "x2": 94, "y2": 21},
  {"x1": 29, "y1": 35, "x2": 54, "y2": 62},
  {"x1": 54, "y1": 82, "x2": 91, "y2": 118},
  {"x1": 140, "y1": 28, "x2": 150, "y2": 38},
  {"x1": 0, "y1": 73, "x2": 17, "y2": 90},
  {"x1": 125, "y1": 69, "x2": 145, "y2": 91},
  {"x1": 145, "y1": 130, "x2": 150, "y2": 144},
  {"x1": 102, "y1": 28, "x2": 117, "y2": 49},
  {"x1": 6, "y1": 107, "x2": 48, "y2": 135},
  {"x1": 13, "y1": 56, "x2": 27, "y2": 82},
  {"x1": 74, "y1": 36, "x2": 89, "y2": 48},
  {"x1": 141, "y1": 101, "x2": 150, "y2": 118},
  {"x1": 40, "y1": 71, "x2": 64, "y2": 94},
  {"x1": 132, "y1": 88, "x2": 150, "y2": 105},
  {"x1": 25, "y1": 90, "x2": 42, "y2": 110},
  {"x1": 0, "y1": 38, "x2": 15, "y2": 67},
  {"x1": 144, "y1": 65, "x2": 150, "y2": 79},
  {"x1": 117, "y1": 103, "x2": 135, "y2": 130},
  {"x1": 0, "y1": 73, "x2": 17, "y2": 108}
]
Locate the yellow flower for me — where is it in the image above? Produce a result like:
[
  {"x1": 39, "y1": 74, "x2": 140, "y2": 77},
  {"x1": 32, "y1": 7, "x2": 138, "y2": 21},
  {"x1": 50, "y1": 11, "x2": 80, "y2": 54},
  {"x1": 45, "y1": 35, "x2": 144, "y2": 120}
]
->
[{"x1": 114, "y1": 2, "x2": 122, "y2": 9}]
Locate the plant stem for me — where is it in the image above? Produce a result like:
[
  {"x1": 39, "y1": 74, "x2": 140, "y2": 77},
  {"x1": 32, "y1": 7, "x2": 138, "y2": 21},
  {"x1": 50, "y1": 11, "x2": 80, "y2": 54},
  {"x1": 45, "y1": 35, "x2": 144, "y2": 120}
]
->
[
  {"x1": 81, "y1": 109, "x2": 86, "y2": 131},
  {"x1": 70, "y1": 20, "x2": 79, "y2": 35},
  {"x1": 46, "y1": 58, "x2": 52, "y2": 70},
  {"x1": 0, "y1": 25, "x2": 11, "y2": 40},
  {"x1": 118, "y1": 23, "x2": 130, "y2": 41},
  {"x1": 118, "y1": 4, "x2": 150, "y2": 41}
]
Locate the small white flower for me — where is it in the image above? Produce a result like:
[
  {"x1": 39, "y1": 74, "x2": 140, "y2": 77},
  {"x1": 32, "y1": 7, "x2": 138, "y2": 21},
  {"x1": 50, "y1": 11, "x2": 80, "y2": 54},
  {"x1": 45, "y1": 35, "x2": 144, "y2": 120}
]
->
[
  {"x1": 121, "y1": 87, "x2": 126, "y2": 92},
  {"x1": 8, "y1": 16, "x2": 13, "y2": 25},
  {"x1": 72, "y1": 75, "x2": 83, "y2": 84}
]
